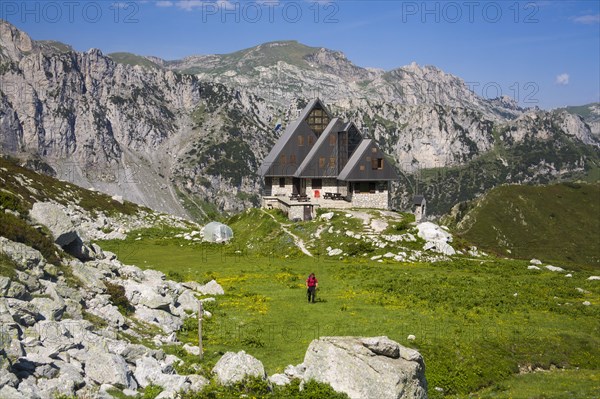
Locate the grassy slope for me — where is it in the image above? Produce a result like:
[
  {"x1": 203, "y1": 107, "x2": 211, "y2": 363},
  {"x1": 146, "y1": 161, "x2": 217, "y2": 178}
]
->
[
  {"x1": 449, "y1": 183, "x2": 600, "y2": 269},
  {"x1": 178, "y1": 41, "x2": 320, "y2": 75},
  {"x1": 3, "y1": 155, "x2": 597, "y2": 397},
  {"x1": 400, "y1": 116, "x2": 600, "y2": 216},
  {"x1": 559, "y1": 103, "x2": 599, "y2": 121},
  {"x1": 0, "y1": 156, "x2": 144, "y2": 216},
  {"x1": 108, "y1": 52, "x2": 161, "y2": 69},
  {"x1": 99, "y1": 209, "x2": 600, "y2": 398},
  {"x1": 0, "y1": 156, "x2": 143, "y2": 265}
]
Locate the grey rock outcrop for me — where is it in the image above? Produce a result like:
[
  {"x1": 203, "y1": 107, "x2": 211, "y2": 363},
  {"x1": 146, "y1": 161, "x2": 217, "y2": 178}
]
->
[
  {"x1": 0, "y1": 229, "x2": 212, "y2": 398},
  {"x1": 29, "y1": 202, "x2": 80, "y2": 247},
  {"x1": 300, "y1": 336, "x2": 427, "y2": 399},
  {"x1": 83, "y1": 348, "x2": 136, "y2": 389},
  {"x1": 212, "y1": 351, "x2": 266, "y2": 385},
  {"x1": 197, "y1": 280, "x2": 224, "y2": 296},
  {"x1": 134, "y1": 356, "x2": 188, "y2": 394},
  {"x1": 0, "y1": 237, "x2": 46, "y2": 269}
]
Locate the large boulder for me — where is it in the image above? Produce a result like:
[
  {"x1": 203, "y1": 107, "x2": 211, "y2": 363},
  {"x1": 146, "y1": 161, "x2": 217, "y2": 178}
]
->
[
  {"x1": 212, "y1": 351, "x2": 265, "y2": 385},
  {"x1": 0, "y1": 237, "x2": 46, "y2": 269},
  {"x1": 30, "y1": 297, "x2": 66, "y2": 321},
  {"x1": 69, "y1": 260, "x2": 106, "y2": 290},
  {"x1": 416, "y1": 222, "x2": 452, "y2": 243},
  {"x1": 197, "y1": 280, "x2": 224, "y2": 296},
  {"x1": 134, "y1": 306, "x2": 183, "y2": 334},
  {"x1": 5, "y1": 298, "x2": 41, "y2": 326},
  {"x1": 122, "y1": 280, "x2": 173, "y2": 310},
  {"x1": 83, "y1": 348, "x2": 136, "y2": 389},
  {"x1": 301, "y1": 336, "x2": 427, "y2": 399},
  {"x1": 416, "y1": 222, "x2": 455, "y2": 256},
  {"x1": 30, "y1": 202, "x2": 79, "y2": 247},
  {"x1": 176, "y1": 290, "x2": 199, "y2": 313},
  {"x1": 134, "y1": 356, "x2": 189, "y2": 393}
]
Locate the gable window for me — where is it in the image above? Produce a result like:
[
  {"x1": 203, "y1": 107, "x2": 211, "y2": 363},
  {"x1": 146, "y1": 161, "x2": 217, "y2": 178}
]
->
[
  {"x1": 280, "y1": 154, "x2": 286, "y2": 165},
  {"x1": 372, "y1": 158, "x2": 383, "y2": 170},
  {"x1": 359, "y1": 165, "x2": 365, "y2": 171},
  {"x1": 290, "y1": 154, "x2": 297, "y2": 164},
  {"x1": 371, "y1": 147, "x2": 377, "y2": 153},
  {"x1": 312, "y1": 179, "x2": 322, "y2": 189},
  {"x1": 279, "y1": 177, "x2": 286, "y2": 188},
  {"x1": 329, "y1": 134, "x2": 336, "y2": 146},
  {"x1": 306, "y1": 106, "x2": 330, "y2": 136},
  {"x1": 319, "y1": 157, "x2": 325, "y2": 168},
  {"x1": 308, "y1": 135, "x2": 314, "y2": 145},
  {"x1": 298, "y1": 135, "x2": 304, "y2": 146},
  {"x1": 329, "y1": 157, "x2": 336, "y2": 167}
]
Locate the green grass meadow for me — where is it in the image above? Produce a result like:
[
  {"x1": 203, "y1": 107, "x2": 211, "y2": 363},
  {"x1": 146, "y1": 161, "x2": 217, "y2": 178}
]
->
[{"x1": 99, "y1": 210, "x2": 600, "y2": 398}]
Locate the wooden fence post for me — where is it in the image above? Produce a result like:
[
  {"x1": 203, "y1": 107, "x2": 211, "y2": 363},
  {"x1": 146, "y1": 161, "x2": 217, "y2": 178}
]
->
[{"x1": 198, "y1": 301, "x2": 203, "y2": 360}]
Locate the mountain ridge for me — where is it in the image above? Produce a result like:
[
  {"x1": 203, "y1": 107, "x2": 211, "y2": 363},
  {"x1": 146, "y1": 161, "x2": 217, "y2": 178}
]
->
[{"x1": 1, "y1": 19, "x2": 598, "y2": 219}]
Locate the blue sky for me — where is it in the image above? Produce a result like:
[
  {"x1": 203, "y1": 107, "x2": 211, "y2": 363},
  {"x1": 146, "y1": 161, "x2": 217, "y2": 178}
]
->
[{"x1": 2, "y1": 0, "x2": 599, "y2": 109}]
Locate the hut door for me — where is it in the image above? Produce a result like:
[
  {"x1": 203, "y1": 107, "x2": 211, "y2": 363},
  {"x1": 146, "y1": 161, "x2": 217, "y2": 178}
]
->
[
  {"x1": 292, "y1": 178, "x2": 301, "y2": 195},
  {"x1": 264, "y1": 177, "x2": 272, "y2": 196}
]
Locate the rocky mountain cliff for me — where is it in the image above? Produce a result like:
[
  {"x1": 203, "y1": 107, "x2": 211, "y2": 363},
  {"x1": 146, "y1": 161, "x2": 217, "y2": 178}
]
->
[{"x1": 1, "y1": 20, "x2": 598, "y2": 218}]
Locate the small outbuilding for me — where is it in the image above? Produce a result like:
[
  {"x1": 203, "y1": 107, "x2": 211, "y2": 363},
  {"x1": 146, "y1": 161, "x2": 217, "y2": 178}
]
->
[
  {"x1": 202, "y1": 222, "x2": 233, "y2": 243},
  {"x1": 413, "y1": 195, "x2": 426, "y2": 222}
]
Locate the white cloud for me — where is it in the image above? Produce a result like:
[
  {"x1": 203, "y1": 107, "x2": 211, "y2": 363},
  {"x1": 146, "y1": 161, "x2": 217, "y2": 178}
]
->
[
  {"x1": 571, "y1": 14, "x2": 600, "y2": 24},
  {"x1": 156, "y1": 1, "x2": 174, "y2": 7},
  {"x1": 556, "y1": 73, "x2": 570, "y2": 85}
]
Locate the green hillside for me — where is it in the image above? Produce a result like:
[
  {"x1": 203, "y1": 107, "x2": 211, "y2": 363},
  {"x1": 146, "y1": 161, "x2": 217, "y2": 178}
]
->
[
  {"x1": 100, "y1": 207, "x2": 600, "y2": 398},
  {"x1": 177, "y1": 40, "x2": 321, "y2": 75},
  {"x1": 559, "y1": 102, "x2": 599, "y2": 121},
  {"x1": 447, "y1": 183, "x2": 600, "y2": 268},
  {"x1": 1, "y1": 155, "x2": 599, "y2": 397},
  {"x1": 108, "y1": 52, "x2": 161, "y2": 69}
]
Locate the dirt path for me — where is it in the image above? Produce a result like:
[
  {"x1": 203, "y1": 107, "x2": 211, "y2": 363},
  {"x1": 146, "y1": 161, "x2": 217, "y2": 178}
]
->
[{"x1": 260, "y1": 210, "x2": 313, "y2": 257}]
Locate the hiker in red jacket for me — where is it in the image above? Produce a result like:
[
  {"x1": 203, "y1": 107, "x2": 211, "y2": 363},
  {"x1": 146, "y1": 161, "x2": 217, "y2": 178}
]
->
[{"x1": 306, "y1": 273, "x2": 318, "y2": 303}]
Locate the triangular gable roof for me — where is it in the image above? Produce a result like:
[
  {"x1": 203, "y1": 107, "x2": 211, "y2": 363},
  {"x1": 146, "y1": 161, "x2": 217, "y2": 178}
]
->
[
  {"x1": 342, "y1": 121, "x2": 357, "y2": 131},
  {"x1": 338, "y1": 139, "x2": 399, "y2": 181},
  {"x1": 338, "y1": 139, "x2": 371, "y2": 181},
  {"x1": 258, "y1": 98, "x2": 331, "y2": 177},
  {"x1": 294, "y1": 117, "x2": 343, "y2": 178}
]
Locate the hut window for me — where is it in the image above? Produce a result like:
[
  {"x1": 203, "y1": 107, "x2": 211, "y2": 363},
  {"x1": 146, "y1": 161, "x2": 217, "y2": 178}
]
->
[
  {"x1": 306, "y1": 107, "x2": 330, "y2": 135},
  {"x1": 372, "y1": 158, "x2": 383, "y2": 170}
]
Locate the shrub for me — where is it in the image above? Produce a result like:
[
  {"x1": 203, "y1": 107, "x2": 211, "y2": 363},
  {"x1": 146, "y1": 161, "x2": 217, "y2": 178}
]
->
[
  {"x1": 0, "y1": 191, "x2": 28, "y2": 215},
  {"x1": 393, "y1": 219, "x2": 411, "y2": 232},
  {"x1": 104, "y1": 281, "x2": 134, "y2": 315},
  {"x1": 0, "y1": 211, "x2": 61, "y2": 265},
  {"x1": 141, "y1": 384, "x2": 164, "y2": 399}
]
